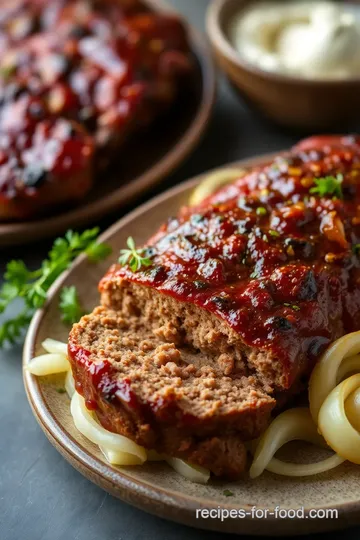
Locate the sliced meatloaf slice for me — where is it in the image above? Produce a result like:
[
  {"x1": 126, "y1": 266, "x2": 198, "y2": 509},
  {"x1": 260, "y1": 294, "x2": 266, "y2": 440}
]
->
[
  {"x1": 100, "y1": 278, "x2": 292, "y2": 390},
  {"x1": 100, "y1": 135, "x2": 360, "y2": 394},
  {"x1": 68, "y1": 306, "x2": 275, "y2": 478}
]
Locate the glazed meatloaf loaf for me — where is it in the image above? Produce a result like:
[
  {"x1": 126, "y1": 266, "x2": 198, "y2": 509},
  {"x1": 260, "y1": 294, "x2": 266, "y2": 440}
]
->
[
  {"x1": 69, "y1": 134, "x2": 360, "y2": 478},
  {"x1": 0, "y1": 0, "x2": 192, "y2": 219}
]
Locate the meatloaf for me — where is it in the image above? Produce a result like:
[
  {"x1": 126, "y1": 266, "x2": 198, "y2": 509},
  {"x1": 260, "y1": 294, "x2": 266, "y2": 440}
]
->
[
  {"x1": 69, "y1": 306, "x2": 274, "y2": 477},
  {"x1": 0, "y1": 0, "x2": 192, "y2": 219},
  {"x1": 69, "y1": 134, "x2": 360, "y2": 478}
]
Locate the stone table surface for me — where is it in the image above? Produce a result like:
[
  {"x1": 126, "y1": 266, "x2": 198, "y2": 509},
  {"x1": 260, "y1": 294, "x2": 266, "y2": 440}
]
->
[{"x1": 1, "y1": 1, "x2": 359, "y2": 539}]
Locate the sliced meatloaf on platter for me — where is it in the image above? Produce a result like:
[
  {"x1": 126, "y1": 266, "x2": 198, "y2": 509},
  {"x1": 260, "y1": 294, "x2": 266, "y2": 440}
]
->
[{"x1": 69, "y1": 134, "x2": 360, "y2": 478}]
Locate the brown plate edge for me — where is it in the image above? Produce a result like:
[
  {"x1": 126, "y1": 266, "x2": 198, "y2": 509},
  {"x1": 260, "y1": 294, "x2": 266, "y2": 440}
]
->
[
  {"x1": 0, "y1": 0, "x2": 216, "y2": 247},
  {"x1": 22, "y1": 153, "x2": 360, "y2": 535}
]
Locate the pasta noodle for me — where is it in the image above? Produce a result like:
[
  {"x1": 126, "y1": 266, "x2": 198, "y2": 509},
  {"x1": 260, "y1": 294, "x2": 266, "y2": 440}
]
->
[
  {"x1": 249, "y1": 408, "x2": 344, "y2": 478},
  {"x1": 344, "y1": 387, "x2": 360, "y2": 432},
  {"x1": 99, "y1": 446, "x2": 145, "y2": 466},
  {"x1": 318, "y1": 374, "x2": 360, "y2": 464},
  {"x1": 166, "y1": 457, "x2": 210, "y2": 484},
  {"x1": 309, "y1": 331, "x2": 360, "y2": 422},
  {"x1": 65, "y1": 370, "x2": 76, "y2": 398},
  {"x1": 42, "y1": 338, "x2": 68, "y2": 355},
  {"x1": 27, "y1": 325, "x2": 360, "y2": 480},
  {"x1": 26, "y1": 352, "x2": 70, "y2": 375},
  {"x1": 250, "y1": 331, "x2": 360, "y2": 477},
  {"x1": 28, "y1": 340, "x2": 211, "y2": 483},
  {"x1": 70, "y1": 392, "x2": 212, "y2": 481},
  {"x1": 189, "y1": 168, "x2": 246, "y2": 206},
  {"x1": 70, "y1": 392, "x2": 147, "y2": 462}
]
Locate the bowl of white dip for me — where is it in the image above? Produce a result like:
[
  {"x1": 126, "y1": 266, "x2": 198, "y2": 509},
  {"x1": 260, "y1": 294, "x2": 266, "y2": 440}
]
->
[{"x1": 207, "y1": 0, "x2": 360, "y2": 128}]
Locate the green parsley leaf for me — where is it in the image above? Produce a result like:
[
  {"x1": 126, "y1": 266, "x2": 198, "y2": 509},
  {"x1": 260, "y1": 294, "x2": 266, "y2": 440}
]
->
[
  {"x1": 352, "y1": 244, "x2": 360, "y2": 255},
  {"x1": 127, "y1": 236, "x2": 136, "y2": 250},
  {"x1": 256, "y1": 207, "x2": 267, "y2": 216},
  {"x1": 86, "y1": 242, "x2": 112, "y2": 262},
  {"x1": 59, "y1": 286, "x2": 84, "y2": 325},
  {"x1": 284, "y1": 303, "x2": 301, "y2": 312},
  {"x1": 0, "y1": 64, "x2": 16, "y2": 79},
  {"x1": 118, "y1": 236, "x2": 153, "y2": 273},
  {"x1": 0, "y1": 310, "x2": 32, "y2": 347},
  {"x1": 0, "y1": 228, "x2": 112, "y2": 348},
  {"x1": 0, "y1": 282, "x2": 20, "y2": 313},
  {"x1": 309, "y1": 174, "x2": 343, "y2": 199},
  {"x1": 4, "y1": 260, "x2": 32, "y2": 286},
  {"x1": 223, "y1": 489, "x2": 234, "y2": 497},
  {"x1": 269, "y1": 229, "x2": 280, "y2": 237}
]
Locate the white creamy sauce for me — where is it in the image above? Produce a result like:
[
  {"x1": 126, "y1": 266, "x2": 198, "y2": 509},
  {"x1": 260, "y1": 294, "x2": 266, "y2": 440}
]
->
[{"x1": 229, "y1": 1, "x2": 360, "y2": 78}]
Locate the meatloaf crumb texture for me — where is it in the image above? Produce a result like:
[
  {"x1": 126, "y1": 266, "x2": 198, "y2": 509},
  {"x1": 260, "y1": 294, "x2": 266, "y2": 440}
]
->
[
  {"x1": 100, "y1": 279, "x2": 285, "y2": 390},
  {"x1": 68, "y1": 306, "x2": 275, "y2": 478}
]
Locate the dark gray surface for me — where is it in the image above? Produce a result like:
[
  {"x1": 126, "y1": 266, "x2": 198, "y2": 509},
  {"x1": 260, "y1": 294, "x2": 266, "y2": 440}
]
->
[{"x1": 1, "y1": 1, "x2": 359, "y2": 539}]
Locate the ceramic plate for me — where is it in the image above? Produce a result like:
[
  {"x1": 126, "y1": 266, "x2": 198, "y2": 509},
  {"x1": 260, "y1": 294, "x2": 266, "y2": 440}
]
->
[
  {"x1": 0, "y1": 0, "x2": 215, "y2": 247},
  {"x1": 23, "y1": 154, "x2": 360, "y2": 535}
]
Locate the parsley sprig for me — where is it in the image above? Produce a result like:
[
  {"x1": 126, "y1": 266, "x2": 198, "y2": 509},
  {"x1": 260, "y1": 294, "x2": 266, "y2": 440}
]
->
[
  {"x1": 310, "y1": 174, "x2": 343, "y2": 199},
  {"x1": 0, "y1": 228, "x2": 112, "y2": 347},
  {"x1": 0, "y1": 64, "x2": 16, "y2": 79},
  {"x1": 118, "y1": 237, "x2": 152, "y2": 272},
  {"x1": 0, "y1": 310, "x2": 33, "y2": 346},
  {"x1": 59, "y1": 286, "x2": 85, "y2": 325},
  {"x1": 284, "y1": 303, "x2": 301, "y2": 312}
]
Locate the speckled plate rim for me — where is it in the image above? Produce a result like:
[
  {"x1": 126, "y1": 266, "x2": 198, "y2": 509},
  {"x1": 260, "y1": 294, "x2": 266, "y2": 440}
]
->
[
  {"x1": 23, "y1": 153, "x2": 360, "y2": 536},
  {"x1": 0, "y1": 0, "x2": 216, "y2": 247}
]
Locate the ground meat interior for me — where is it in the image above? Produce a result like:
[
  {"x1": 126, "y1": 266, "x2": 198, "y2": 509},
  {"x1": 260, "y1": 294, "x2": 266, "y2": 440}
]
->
[
  {"x1": 102, "y1": 135, "x2": 360, "y2": 390},
  {"x1": 69, "y1": 306, "x2": 275, "y2": 478}
]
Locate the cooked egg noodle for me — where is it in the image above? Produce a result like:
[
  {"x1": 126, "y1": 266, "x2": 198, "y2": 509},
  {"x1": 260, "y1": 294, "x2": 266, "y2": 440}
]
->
[{"x1": 28, "y1": 340, "x2": 210, "y2": 484}]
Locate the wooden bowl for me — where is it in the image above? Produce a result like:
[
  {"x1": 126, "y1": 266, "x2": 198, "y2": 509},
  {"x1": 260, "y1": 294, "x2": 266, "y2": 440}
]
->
[{"x1": 206, "y1": 0, "x2": 360, "y2": 130}]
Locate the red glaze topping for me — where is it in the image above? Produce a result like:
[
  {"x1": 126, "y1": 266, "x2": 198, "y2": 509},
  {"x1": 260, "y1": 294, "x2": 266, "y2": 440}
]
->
[
  {"x1": 68, "y1": 340, "x2": 118, "y2": 408},
  {"x1": 0, "y1": 0, "x2": 191, "y2": 203},
  {"x1": 68, "y1": 339, "x2": 177, "y2": 417},
  {"x1": 102, "y1": 135, "x2": 360, "y2": 388}
]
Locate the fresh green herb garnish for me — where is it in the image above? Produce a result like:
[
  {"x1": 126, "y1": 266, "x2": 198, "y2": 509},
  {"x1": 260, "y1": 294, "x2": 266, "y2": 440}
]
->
[
  {"x1": 352, "y1": 244, "x2": 360, "y2": 255},
  {"x1": 0, "y1": 64, "x2": 16, "y2": 79},
  {"x1": 223, "y1": 489, "x2": 234, "y2": 497},
  {"x1": 256, "y1": 207, "x2": 267, "y2": 216},
  {"x1": 309, "y1": 174, "x2": 343, "y2": 199},
  {"x1": 0, "y1": 228, "x2": 112, "y2": 347},
  {"x1": 85, "y1": 240, "x2": 112, "y2": 262},
  {"x1": 118, "y1": 236, "x2": 152, "y2": 273},
  {"x1": 284, "y1": 303, "x2": 301, "y2": 312},
  {"x1": 0, "y1": 310, "x2": 32, "y2": 346},
  {"x1": 269, "y1": 229, "x2": 280, "y2": 238},
  {"x1": 59, "y1": 286, "x2": 84, "y2": 325}
]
